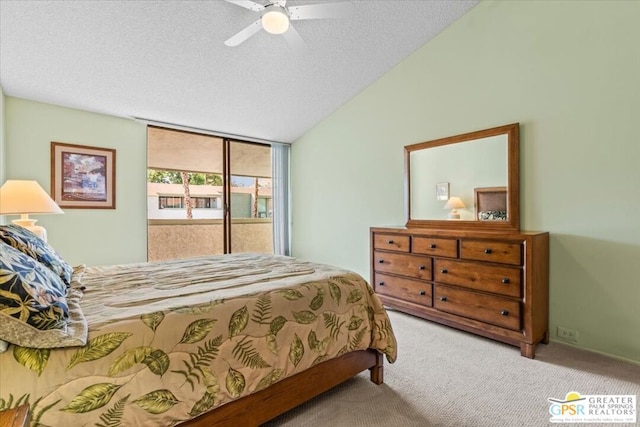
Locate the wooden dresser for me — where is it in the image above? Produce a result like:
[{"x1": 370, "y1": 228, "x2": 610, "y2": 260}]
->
[{"x1": 371, "y1": 226, "x2": 549, "y2": 358}]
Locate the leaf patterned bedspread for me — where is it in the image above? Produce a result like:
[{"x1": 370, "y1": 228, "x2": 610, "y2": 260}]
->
[{"x1": 0, "y1": 253, "x2": 397, "y2": 426}]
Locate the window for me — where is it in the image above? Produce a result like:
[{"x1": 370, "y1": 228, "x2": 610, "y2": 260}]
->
[
  {"x1": 194, "y1": 197, "x2": 217, "y2": 209},
  {"x1": 159, "y1": 196, "x2": 183, "y2": 209},
  {"x1": 158, "y1": 196, "x2": 218, "y2": 210},
  {"x1": 257, "y1": 197, "x2": 272, "y2": 218}
]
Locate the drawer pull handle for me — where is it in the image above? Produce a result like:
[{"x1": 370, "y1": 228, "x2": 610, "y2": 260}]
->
[
  {"x1": 378, "y1": 259, "x2": 384, "y2": 264},
  {"x1": 419, "y1": 290, "x2": 426, "y2": 296},
  {"x1": 439, "y1": 296, "x2": 447, "y2": 302},
  {"x1": 419, "y1": 265, "x2": 426, "y2": 270},
  {"x1": 440, "y1": 268, "x2": 448, "y2": 274},
  {"x1": 500, "y1": 310, "x2": 509, "y2": 316},
  {"x1": 378, "y1": 282, "x2": 385, "y2": 286},
  {"x1": 430, "y1": 244, "x2": 436, "y2": 249},
  {"x1": 484, "y1": 248, "x2": 492, "y2": 254},
  {"x1": 388, "y1": 239, "x2": 394, "y2": 244},
  {"x1": 501, "y1": 278, "x2": 510, "y2": 284}
]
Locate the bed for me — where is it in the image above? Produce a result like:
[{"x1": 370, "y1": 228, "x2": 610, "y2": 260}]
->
[
  {"x1": 474, "y1": 186, "x2": 508, "y2": 221},
  {"x1": 0, "y1": 225, "x2": 397, "y2": 426}
]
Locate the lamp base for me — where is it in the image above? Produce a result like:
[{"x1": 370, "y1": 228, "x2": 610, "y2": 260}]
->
[
  {"x1": 12, "y1": 218, "x2": 48, "y2": 242},
  {"x1": 448, "y1": 211, "x2": 461, "y2": 220}
]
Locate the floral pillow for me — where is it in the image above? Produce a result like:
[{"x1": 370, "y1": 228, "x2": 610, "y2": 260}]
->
[
  {"x1": 0, "y1": 241, "x2": 87, "y2": 348},
  {"x1": 478, "y1": 210, "x2": 508, "y2": 221},
  {"x1": 0, "y1": 242, "x2": 68, "y2": 327},
  {"x1": 0, "y1": 224, "x2": 73, "y2": 286}
]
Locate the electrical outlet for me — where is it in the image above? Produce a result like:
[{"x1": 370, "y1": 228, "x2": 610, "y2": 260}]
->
[{"x1": 557, "y1": 326, "x2": 579, "y2": 343}]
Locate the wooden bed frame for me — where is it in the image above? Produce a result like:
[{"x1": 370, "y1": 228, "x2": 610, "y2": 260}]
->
[
  {"x1": 0, "y1": 351, "x2": 381, "y2": 427},
  {"x1": 184, "y1": 349, "x2": 383, "y2": 427}
]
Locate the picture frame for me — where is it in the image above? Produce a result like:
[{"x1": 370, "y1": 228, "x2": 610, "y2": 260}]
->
[
  {"x1": 51, "y1": 142, "x2": 116, "y2": 209},
  {"x1": 436, "y1": 182, "x2": 449, "y2": 201}
]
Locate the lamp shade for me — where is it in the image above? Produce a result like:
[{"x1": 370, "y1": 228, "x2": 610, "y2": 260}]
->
[
  {"x1": 0, "y1": 180, "x2": 63, "y2": 215},
  {"x1": 444, "y1": 196, "x2": 465, "y2": 210}
]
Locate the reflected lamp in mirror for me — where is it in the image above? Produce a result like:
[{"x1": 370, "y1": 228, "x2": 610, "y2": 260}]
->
[
  {"x1": 444, "y1": 196, "x2": 465, "y2": 220},
  {"x1": 0, "y1": 180, "x2": 64, "y2": 242}
]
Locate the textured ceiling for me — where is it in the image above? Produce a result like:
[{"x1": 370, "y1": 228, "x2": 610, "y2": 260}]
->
[{"x1": 0, "y1": 0, "x2": 478, "y2": 143}]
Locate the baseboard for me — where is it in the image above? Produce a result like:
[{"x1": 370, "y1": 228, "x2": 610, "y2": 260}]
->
[{"x1": 549, "y1": 339, "x2": 640, "y2": 366}]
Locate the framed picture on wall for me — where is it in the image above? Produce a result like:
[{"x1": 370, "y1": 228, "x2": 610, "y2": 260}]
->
[
  {"x1": 436, "y1": 182, "x2": 449, "y2": 201},
  {"x1": 51, "y1": 142, "x2": 116, "y2": 209}
]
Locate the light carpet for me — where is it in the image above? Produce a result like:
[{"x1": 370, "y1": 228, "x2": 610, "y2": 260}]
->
[{"x1": 264, "y1": 310, "x2": 639, "y2": 427}]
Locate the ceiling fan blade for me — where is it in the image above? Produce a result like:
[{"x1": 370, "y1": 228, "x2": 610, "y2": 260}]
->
[
  {"x1": 289, "y1": 2, "x2": 355, "y2": 21},
  {"x1": 224, "y1": 0, "x2": 265, "y2": 12},
  {"x1": 272, "y1": 0, "x2": 287, "y2": 6},
  {"x1": 283, "y1": 24, "x2": 308, "y2": 54},
  {"x1": 224, "y1": 19, "x2": 263, "y2": 47}
]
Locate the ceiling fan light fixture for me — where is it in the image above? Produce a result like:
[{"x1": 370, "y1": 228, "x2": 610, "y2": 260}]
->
[{"x1": 261, "y1": 6, "x2": 290, "y2": 35}]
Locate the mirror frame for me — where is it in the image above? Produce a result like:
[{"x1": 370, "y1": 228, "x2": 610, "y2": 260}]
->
[{"x1": 405, "y1": 123, "x2": 520, "y2": 231}]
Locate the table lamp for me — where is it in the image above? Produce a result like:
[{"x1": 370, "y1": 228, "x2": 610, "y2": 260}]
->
[
  {"x1": 0, "y1": 180, "x2": 64, "y2": 241},
  {"x1": 444, "y1": 196, "x2": 465, "y2": 220}
]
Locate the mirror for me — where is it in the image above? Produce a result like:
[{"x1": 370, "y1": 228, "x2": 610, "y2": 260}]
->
[{"x1": 405, "y1": 123, "x2": 520, "y2": 231}]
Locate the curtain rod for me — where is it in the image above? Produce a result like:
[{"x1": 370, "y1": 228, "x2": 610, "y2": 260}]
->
[{"x1": 132, "y1": 117, "x2": 290, "y2": 146}]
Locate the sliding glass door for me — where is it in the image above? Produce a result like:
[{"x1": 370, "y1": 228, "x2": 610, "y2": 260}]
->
[
  {"x1": 146, "y1": 127, "x2": 274, "y2": 261},
  {"x1": 228, "y1": 140, "x2": 273, "y2": 254}
]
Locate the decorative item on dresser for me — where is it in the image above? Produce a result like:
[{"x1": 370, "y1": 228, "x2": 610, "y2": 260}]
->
[
  {"x1": 379, "y1": 122, "x2": 550, "y2": 358},
  {"x1": 370, "y1": 227, "x2": 549, "y2": 358}
]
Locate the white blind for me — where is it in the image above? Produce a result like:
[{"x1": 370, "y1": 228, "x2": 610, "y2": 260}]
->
[
  {"x1": 272, "y1": 143, "x2": 290, "y2": 256},
  {"x1": 147, "y1": 127, "x2": 272, "y2": 178}
]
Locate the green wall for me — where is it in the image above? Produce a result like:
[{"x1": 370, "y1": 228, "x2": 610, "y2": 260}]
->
[
  {"x1": 4, "y1": 97, "x2": 147, "y2": 267},
  {"x1": 291, "y1": 1, "x2": 640, "y2": 363}
]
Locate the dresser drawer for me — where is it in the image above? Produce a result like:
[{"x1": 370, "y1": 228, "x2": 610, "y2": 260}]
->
[
  {"x1": 373, "y1": 273, "x2": 432, "y2": 307},
  {"x1": 373, "y1": 234, "x2": 410, "y2": 252},
  {"x1": 433, "y1": 259, "x2": 521, "y2": 298},
  {"x1": 412, "y1": 236, "x2": 458, "y2": 258},
  {"x1": 460, "y1": 240, "x2": 522, "y2": 265},
  {"x1": 373, "y1": 251, "x2": 432, "y2": 280},
  {"x1": 433, "y1": 285, "x2": 521, "y2": 331}
]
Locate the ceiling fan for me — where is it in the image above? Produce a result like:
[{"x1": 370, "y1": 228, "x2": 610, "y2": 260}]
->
[{"x1": 224, "y1": 0, "x2": 355, "y2": 51}]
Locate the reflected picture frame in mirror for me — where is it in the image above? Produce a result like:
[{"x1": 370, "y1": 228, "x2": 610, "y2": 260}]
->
[{"x1": 404, "y1": 123, "x2": 520, "y2": 231}]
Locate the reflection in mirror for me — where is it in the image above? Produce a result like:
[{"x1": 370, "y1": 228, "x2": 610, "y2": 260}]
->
[
  {"x1": 410, "y1": 134, "x2": 507, "y2": 221},
  {"x1": 405, "y1": 123, "x2": 519, "y2": 231}
]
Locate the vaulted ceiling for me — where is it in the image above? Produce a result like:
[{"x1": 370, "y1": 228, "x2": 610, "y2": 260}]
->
[{"x1": 0, "y1": 0, "x2": 478, "y2": 143}]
